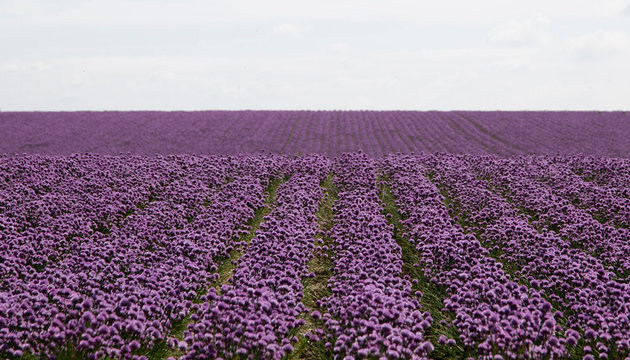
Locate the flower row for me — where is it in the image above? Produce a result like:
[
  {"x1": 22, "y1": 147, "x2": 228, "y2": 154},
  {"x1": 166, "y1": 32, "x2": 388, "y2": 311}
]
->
[
  {"x1": 426, "y1": 153, "x2": 630, "y2": 358},
  {"x1": 560, "y1": 155, "x2": 630, "y2": 191},
  {"x1": 0, "y1": 154, "x2": 285, "y2": 359},
  {"x1": 469, "y1": 155, "x2": 630, "y2": 276},
  {"x1": 319, "y1": 153, "x2": 433, "y2": 359},
  {"x1": 179, "y1": 155, "x2": 330, "y2": 359},
  {"x1": 381, "y1": 155, "x2": 565, "y2": 359}
]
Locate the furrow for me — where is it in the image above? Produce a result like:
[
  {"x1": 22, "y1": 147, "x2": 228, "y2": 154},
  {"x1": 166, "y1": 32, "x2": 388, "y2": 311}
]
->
[
  {"x1": 176, "y1": 156, "x2": 329, "y2": 359},
  {"x1": 315, "y1": 153, "x2": 433, "y2": 359},
  {"x1": 469, "y1": 155, "x2": 630, "y2": 279},
  {"x1": 381, "y1": 155, "x2": 564, "y2": 359},
  {"x1": 426, "y1": 153, "x2": 630, "y2": 359}
]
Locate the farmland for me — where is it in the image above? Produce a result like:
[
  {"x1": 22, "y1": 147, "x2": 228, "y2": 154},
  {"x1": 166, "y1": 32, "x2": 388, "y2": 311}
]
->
[
  {"x1": 1, "y1": 111, "x2": 629, "y2": 157},
  {"x1": 1, "y1": 112, "x2": 630, "y2": 359}
]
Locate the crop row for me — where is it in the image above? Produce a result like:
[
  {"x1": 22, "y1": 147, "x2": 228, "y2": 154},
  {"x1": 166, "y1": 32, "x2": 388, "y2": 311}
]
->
[
  {"x1": 3, "y1": 153, "x2": 630, "y2": 359},
  {"x1": 316, "y1": 153, "x2": 433, "y2": 359},
  {"x1": 526, "y1": 157, "x2": 630, "y2": 228},
  {"x1": 179, "y1": 155, "x2": 330, "y2": 359},
  {"x1": 0, "y1": 154, "x2": 285, "y2": 359},
  {"x1": 3, "y1": 111, "x2": 629, "y2": 157},
  {"x1": 453, "y1": 111, "x2": 630, "y2": 158},
  {"x1": 381, "y1": 155, "x2": 564, "y2": 359},
  {"x1": 426, "y1": 153, "x2": 630, "y2": 359},
  {"x1": 543, "y1": 158, "x2": 630, "y2": 228},
  {"x1": 559, "y1": 155, "x2": 630, "y2": 191},
  {"x1": 468, "y1": 156, "x2": 630, "y2": 276}
]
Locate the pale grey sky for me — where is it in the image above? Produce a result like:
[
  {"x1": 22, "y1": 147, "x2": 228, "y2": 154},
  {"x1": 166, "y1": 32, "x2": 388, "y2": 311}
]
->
[{"x1": 1, "y1": 0, "x2": 629, "y2": 110}]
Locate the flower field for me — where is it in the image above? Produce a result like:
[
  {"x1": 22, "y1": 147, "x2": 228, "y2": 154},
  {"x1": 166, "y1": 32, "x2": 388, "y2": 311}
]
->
[
  {"x1": 2, "y1": 149, "x2": 630, "y2": 360},
  {"x1": 1, "y1": 111, "x2": 629, "y2": 157}
]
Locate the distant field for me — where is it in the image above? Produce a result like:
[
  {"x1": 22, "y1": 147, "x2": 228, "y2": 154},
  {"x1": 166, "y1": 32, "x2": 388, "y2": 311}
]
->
[{"x1": 1, "y1": 111, "x2": 629, "y2": 157}]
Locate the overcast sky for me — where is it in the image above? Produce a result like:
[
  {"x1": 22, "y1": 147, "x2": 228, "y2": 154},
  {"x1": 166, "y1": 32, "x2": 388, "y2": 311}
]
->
[{"x1": 1, "y1": 0, "x2": 629, "y2": 110}]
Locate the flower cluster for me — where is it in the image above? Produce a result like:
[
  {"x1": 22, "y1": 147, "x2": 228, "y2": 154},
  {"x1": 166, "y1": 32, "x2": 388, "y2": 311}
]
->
[
  {"x1": 427, "y1": 153, "x2": 630, "y2": 358},
  {"x1": 560, "y1": 155, "x2": 630, "y2": 191},
  {"x1": 381, "y1": 155, "x2": 565, "y2": 359},
  {"x1": 539, "y1": 156, "x2": 629, "y2": 228},
  {"x1": 318, "y1": 153, "x2": 433, "y2": 359},
  {"x1": 180, "y1": 155, "x2": 330, "y2": 359},
  {"x1": 0, "y1": 154, "x2": 284, "y2": 359},
  {"x1": 469, "y1": 155, "x2": 630, "y2": 276},
  {"x1": 3, "y1": 151, "x2": 630, "y2": 359}
]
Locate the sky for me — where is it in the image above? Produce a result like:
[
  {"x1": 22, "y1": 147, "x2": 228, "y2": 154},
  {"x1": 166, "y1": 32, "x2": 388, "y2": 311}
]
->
[{"x1": 1, "y1": 0, "x2": 629, "y2": 111}]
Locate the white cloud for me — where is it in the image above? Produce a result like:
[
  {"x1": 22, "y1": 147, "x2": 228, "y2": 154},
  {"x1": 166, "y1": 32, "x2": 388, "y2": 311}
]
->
[
  {"x1": 487, "y1": 15, "x2": 549, "y2": 47},
  {"x1": 566, "y1": 31, "x2": 630, "y2": 59},
  {"x1": 272, "y1": 23, "x2": 309, "y2": 39}
]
